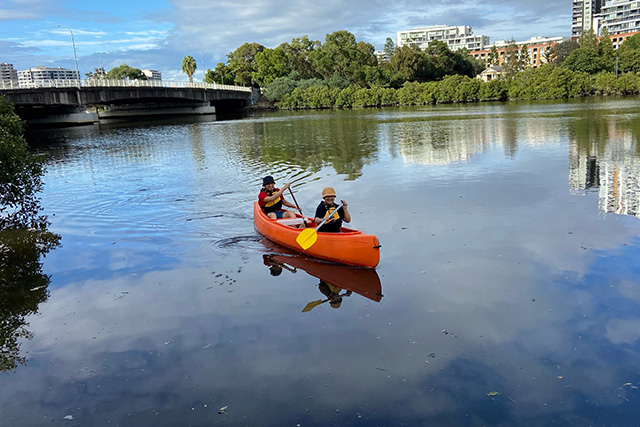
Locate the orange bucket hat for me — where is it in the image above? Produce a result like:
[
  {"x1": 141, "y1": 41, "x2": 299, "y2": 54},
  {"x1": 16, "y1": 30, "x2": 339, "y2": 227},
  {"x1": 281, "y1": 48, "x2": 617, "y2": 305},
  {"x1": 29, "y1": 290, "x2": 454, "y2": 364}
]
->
[{"x1": 322, "y1": 187, "x2": 336, "y2": 198}]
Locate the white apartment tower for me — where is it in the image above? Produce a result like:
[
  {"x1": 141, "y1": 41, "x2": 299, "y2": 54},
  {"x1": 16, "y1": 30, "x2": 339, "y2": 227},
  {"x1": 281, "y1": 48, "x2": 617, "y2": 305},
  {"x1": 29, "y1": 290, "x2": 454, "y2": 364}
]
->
[
  {"x1": 18, "y1": 66, "x2": 80, "y2": 88},
  {"x1": 601, "y1": 0, "x2": 640, "y2": 35},
  {"x1": 142, "y1": 69, "x2": 162, "y2": 81},
  {"x1": 0, "y1": 63, "x2": 19, "y2": 86},
  {"x1": 397, "y1": 25, "x2": 490, "y2": 52},
  {"x1": 572, "y1": 0, "x2": 604, "y2": 38}
]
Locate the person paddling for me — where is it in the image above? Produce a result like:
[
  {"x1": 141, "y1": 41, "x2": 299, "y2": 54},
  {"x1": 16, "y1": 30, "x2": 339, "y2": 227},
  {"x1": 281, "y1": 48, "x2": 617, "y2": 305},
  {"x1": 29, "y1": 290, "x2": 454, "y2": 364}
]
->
[
  {"x1": 314, "y1": 187, "x2": 351, "y2": 232},
  {"x1": 258, "y1": 176, "x2": 299, "y2": 219}
]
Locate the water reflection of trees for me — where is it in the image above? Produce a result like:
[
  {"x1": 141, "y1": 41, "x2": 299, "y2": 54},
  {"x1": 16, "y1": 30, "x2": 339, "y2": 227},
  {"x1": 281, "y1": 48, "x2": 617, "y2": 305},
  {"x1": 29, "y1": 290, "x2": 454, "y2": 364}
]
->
[
  {"x1": 0, "y1": 228, "x2": 60, "y2": 371},
  {"x1": 568, "y1": 113, "x2": 640, "y2": 218},
  {"x1": 232, "y1": 113, "x2": 380, "y2": 180}
]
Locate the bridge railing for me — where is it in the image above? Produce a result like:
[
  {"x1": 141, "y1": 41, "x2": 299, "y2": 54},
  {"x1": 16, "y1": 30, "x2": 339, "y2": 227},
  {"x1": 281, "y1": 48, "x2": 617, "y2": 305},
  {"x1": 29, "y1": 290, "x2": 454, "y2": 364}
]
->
[{"x1": 0, "y1": 79, "x2": 253, "y2": 93}]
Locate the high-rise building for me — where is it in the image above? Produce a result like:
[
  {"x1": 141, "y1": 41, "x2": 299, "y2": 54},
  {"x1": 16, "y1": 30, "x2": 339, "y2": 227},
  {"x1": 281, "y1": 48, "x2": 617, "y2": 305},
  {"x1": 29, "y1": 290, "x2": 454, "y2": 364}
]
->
[
  {"x1": 0, "y1": 63, "x2": 19, "y2": 86},
  {"x1": 396, "y1": 25, "x2": 490, "y2": 52},
  {"x1": 18, "y1": 66, "x2": 80, "y2": 88},
  {"x1": 572, "y1": 0, "x2": 604, "y2": 38},
  {"x1": 601, "y1": 0, "x2": 640, "y2": 35},
  {"x1": 142, "y1": 69, "x2": 162, "y2": 81}
]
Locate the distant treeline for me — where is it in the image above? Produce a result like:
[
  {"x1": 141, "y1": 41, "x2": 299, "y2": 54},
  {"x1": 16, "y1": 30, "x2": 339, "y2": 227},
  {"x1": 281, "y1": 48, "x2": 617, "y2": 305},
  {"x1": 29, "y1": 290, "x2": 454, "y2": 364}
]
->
[
  {"x1": 274, "y1": 69, "x2": 640, "y2": 109},
  {"x1": 204, "y1": 29, "x2": 640, "y2": 109}
]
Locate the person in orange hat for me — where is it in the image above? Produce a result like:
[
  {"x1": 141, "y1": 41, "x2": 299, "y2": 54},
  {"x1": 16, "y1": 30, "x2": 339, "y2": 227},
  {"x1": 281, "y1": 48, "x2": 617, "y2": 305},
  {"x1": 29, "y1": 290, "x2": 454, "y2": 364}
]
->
[{"x1": 314, "y1": 187, "x2": 351, "y2": 232}]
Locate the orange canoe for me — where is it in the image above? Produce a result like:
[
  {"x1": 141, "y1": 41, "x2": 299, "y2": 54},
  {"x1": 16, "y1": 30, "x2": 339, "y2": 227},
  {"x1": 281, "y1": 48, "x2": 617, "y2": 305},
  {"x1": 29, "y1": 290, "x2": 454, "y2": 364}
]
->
[{"x1": 253, "y1": 202, "x2": 381, "y2": 268}]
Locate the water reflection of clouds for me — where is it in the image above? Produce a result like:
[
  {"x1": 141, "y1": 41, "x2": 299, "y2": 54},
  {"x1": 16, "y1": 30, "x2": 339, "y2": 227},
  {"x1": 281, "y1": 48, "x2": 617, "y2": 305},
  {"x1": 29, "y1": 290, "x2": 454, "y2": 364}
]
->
[{"x1": 10, "y1": 101, "x2": 640, "y2": 424}]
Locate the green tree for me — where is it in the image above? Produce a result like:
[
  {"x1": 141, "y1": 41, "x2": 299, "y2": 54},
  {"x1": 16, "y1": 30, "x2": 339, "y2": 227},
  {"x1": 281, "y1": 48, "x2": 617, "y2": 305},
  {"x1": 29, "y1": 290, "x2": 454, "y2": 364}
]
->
[
  {"x1": 503, "y1": 39, "x2": 521, "y2": 77},
  {"x1": 182, "y1": 55, "x2": 197, "y2": 83},
  {"x1": 488, "y1": 45, "x2": 500, "y2": 66},
  {"x1": 0, "y1": 96, "x2": 48, "y2": 230},
  {"x1": 618, "y1": 33, "x2": 640, "y2": 73},
  {"x1": 226, "y1": 42, "x2": 265, "y2": 86},
  {"x1": 252, "y1": 47, "x2": 290, "y2": 87},
  {"x1": 279, "y1": 36, "x2": 321, "y2": 79},
  {"x1": 381, "y1": 37, "x2": 395, "y2": 63},
  {"x1": 520, "y1": 44, "x2": 531, "y2": 68},
  {"x1": 263, "y1": 74, "x2": 299, "y2": 101},
  {"x1": 562, "y1": 47, "x2": 605, "y2": 74},
  {"x1": 599, "y1": 27, "x2": 615, "y2": 72},
  {"x1": 549, "y1": 40, "x2": 580, "y2": 65},
  {"x1": 580, "y1": 28, "x2": 599, "y2": 50},
  {"x1": 105, "y1": 64, "x2": 147, "y2": 80},
  {"x1": 85, "y1": 67, "x2": 106, "y2": 79},
  {"x1": 388, "y1": 45, "x2": 434, "y2": 83},
  {"x1": 204, "y1": 62, "x2": 235, "y2": 85},
  {"x1": 310, "y1": 31, "x2": 377, "y2": 85}
]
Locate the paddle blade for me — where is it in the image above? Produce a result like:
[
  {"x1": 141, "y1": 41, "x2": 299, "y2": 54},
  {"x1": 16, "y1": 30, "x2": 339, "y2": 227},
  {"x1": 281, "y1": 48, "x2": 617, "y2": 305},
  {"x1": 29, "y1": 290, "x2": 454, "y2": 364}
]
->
[
  {"x1": 302, "y1": 299, "x2": 324, "y2": 312},
  {"x1": 296, "y1": 227, "x2": 317, "y2": 250}
]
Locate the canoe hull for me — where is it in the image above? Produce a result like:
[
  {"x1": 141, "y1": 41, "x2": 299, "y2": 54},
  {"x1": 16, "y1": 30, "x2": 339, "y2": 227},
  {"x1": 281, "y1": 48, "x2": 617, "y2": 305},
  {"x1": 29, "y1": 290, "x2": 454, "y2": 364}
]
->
[{"x1": 253, "y1": 202, "x2": 380, "y2": 268}]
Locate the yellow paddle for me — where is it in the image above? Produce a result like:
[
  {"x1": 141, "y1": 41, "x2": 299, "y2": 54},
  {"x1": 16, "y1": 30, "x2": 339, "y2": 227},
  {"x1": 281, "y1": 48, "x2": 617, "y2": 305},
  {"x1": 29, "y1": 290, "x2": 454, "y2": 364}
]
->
[
  {"x1": 301, "y1": 299, "x2": 326, "y2": 312},
  {"x1": 296, "y1": 204, "x2": 343, "y2": 250}
]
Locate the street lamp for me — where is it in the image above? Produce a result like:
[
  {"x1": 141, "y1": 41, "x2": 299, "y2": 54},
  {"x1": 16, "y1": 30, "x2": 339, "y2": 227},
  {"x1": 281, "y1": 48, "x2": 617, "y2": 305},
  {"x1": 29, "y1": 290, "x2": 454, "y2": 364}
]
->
[
  {"x1": 99, "y1": 51, "x2": 110, "y2": 77},
  {"x1": 57, "y1": 25, "x2": 80, "y2": 81},
  {"x1": 190, "y1": 46, "x2": 205, "y2": 80},
  {"x1": 221, "y1": 70, "x2": 234, "y2": 85}
]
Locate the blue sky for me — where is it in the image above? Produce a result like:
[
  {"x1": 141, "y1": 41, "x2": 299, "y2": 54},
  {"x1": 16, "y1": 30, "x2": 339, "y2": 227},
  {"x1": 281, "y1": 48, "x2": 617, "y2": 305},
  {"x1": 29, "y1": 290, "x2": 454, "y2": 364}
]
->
[{"x1": 0, "y1": 0, "x2": 571, "y2": 81}]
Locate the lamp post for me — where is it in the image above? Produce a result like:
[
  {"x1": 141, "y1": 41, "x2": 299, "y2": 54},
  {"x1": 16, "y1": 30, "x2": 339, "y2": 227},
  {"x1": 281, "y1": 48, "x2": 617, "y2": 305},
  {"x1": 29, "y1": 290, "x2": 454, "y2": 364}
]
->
[
  {"x1": 99, "y1": 51, "x2": 110, "y2": 77},
  {"x1": 190, "y1": 46, "x2": 205, "y2": 80},
  {"x1": 57, "y1": 25, "x2": 80, "y2": 81},
  {"x1": 221, "y1": 71, "x2": 234, "y2": 85}
]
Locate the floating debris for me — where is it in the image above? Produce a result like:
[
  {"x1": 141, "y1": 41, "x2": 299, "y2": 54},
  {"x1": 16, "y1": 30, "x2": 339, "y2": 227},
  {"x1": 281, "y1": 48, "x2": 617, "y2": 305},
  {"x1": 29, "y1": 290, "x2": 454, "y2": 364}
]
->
[
  {"x1": 487, "y1": 391, "x2": 499, "y2": 397},
  {"x1": 63, "y1": 415, "x2": 74, "y2": 420}
]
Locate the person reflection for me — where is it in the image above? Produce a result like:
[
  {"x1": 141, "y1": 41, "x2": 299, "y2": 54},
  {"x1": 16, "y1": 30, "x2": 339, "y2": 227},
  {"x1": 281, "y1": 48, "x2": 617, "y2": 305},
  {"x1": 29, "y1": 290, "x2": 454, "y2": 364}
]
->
[
  {"x1": 315, "y1": 280, "x2": 352, "y2": 309},
  {"x1": 263, "y1": 254, "x2": 296, "y2": 276}
]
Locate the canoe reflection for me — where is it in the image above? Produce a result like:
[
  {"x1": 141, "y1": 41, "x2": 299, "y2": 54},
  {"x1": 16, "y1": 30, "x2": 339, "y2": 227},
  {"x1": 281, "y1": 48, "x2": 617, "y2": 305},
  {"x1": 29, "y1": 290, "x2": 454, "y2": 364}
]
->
[{"x1": 260, "y1": 240, "x2": 383, "y2": 311}]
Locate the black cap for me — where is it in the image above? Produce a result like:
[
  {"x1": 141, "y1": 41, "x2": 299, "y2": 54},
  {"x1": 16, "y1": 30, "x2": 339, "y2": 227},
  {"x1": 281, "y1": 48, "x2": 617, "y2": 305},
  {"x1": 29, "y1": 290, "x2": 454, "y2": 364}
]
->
[{"x1": 263, "y1": 175, "x2": 275, "y2": 185}]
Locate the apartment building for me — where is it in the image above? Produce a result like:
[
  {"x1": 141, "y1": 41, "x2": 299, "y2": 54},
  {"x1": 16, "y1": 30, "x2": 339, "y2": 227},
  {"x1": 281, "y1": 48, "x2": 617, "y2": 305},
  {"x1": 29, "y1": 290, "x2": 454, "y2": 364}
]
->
[
  {"x1": 396, "y1": 25, "x2": 490, "y2": 52},
  {"x1": 572, "y1": 0, "x2": 604, "y2": 38},
  {"x1": 0, "y1": 63, "x2": 18, "y2": 85},
  {"x1": 142, "y1": 69, "x2": 162, "y2": 81},
  {"x1": 374, "y1": 50, "x2": 391, "y2": 63},
  {"x1": 573, "y1": 0, "x2": 640, "y2": 39},
  {"x1": 601, "y1": 0, "x2": 640, "y2": 35},
  {"x1": 18, "y1": 66, "x2": 80, "y2": 88},
  {"x1": 470, "y1": 36, "x2": 571, "y2": 68}
]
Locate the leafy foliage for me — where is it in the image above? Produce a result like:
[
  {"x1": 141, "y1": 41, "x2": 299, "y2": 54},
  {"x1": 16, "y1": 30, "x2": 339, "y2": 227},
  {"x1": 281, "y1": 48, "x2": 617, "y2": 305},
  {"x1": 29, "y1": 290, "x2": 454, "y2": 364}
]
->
[
  {"x1": 618, "y1": 33, "x2": 640, "y2": 73},
  {"x1": 0, "y1": 96, "x2": 48, "y2": 230},
  {"x1": 204, "y1": 63, "x2": 235, "y2": 85},
  {"x1": 272, "y1": 65, "x2": 640, "y2": 109},
  {"x1": 0, "y1": 96, "x2": 61, "y2": 371},
  {"x1": 549, "y1": 40, "x2": 580, "y2": 65},
  {"x1": 226, "y1": 42, "x2": 265, "y2": 86},
  {"x1": 105, "y1": 64, "x2": 147, "y2": 80}
]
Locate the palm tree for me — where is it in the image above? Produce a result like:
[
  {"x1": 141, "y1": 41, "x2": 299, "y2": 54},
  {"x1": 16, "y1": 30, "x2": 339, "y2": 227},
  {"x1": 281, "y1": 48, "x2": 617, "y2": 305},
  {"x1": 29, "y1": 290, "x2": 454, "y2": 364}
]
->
[{"x1": 182, "y1": 55, "x2": 197, "y2": 83}]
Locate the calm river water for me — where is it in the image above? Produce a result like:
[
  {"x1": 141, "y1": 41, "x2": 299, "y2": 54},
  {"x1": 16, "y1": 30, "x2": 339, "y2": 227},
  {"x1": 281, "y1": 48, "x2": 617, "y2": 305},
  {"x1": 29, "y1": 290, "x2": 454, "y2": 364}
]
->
[{"x1": 3, "y1": 98, "x2": 640, "y2": 426}]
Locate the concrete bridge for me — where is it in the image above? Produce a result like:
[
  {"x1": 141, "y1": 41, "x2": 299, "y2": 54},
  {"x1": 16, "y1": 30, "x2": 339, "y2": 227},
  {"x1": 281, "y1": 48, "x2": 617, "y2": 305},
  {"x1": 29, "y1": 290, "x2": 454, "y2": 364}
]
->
[{"x1": 0, "y1": 79, "x2": 256, "y2": 125}]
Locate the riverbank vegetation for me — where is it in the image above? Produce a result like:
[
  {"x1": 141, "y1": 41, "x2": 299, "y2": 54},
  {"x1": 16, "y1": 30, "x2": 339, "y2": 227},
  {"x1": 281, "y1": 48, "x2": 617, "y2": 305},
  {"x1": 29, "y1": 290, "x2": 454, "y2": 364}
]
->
[
  {"x1": 0, "y1": 95, "x2": 60, "y2": 371},
  {"x1": 204, "y1": 29, "x2": 640, "y2": 109}
]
